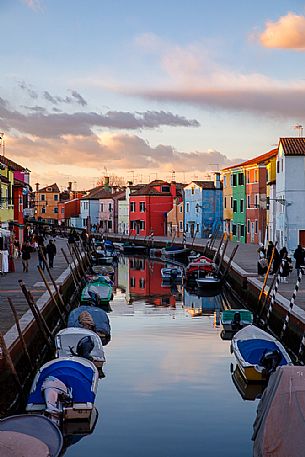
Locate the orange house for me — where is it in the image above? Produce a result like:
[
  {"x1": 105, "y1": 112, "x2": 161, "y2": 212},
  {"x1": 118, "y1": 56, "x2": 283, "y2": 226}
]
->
[{"x1": 34, "y1": 183, "x2": 60, "y2": 222}]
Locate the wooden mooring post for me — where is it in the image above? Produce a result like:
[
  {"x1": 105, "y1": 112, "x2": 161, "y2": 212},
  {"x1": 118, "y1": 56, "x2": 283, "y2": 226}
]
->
[
  {"x1": 37, "y1": 266, "x2": 66, "y2": 326},
  {"x1": 61, "y1": 247, "x2": 79, "y2": 289},
  {"x1": 67, "y1": 244, "x2": 82, "y2": 281},
  {"x1": 0, "y1": 331, "x2": 22, "y2": 390},
  {"x1": 39, "y1": 247, "x2": 67, "y2": 313}
]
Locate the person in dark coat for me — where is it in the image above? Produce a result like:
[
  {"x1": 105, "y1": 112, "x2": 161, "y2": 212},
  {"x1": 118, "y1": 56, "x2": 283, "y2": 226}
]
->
[
  {"x1": 21, "y1": 241, "x2": 31, "y2": 272},
  {"x1": 294, "y1": 245, "x2": 305, "y2": 276},
  {"x1": 272, "y1": 246, "x2": 281, "y2": 274},
  {"x1": 46, "y1": 240, "x2": 57, "y2": 268},
  {"x1": 257, "y1": 243, "x2": 267, "y2": 277},
  {"x1": 280, "y1": 251, "x2": 292, "y2": 282},
  {"x1": 38, "y1": 244, "x2": 47, "y2": 270},
  {"x1": 266, "y1": 241, "x2": 274, "y2": 264}
]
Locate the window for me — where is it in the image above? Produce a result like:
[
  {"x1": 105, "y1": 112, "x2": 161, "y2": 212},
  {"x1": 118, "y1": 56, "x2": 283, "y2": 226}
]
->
[
  {"x1": 61, "y1": 207, "x2": 64, "y2": 214},
  {"x1": 233, "y1": 200, "x2": 237, "y2": 213},
  {"x1": 240, "y1": 225, "x2": 245, "y2": 237},
  {"x1": 247, "y1": 219, "x2": 250, "y2": 233},
  {"x1": 41, "y1": 207, "x2": 46, "y2": 214},
  {"x1": 54, "y1": 194, "x2": 59, "y2": 201},
  {"x1": 196, "y1": 223, "x2": 200, "y2": 233},
  {"x1": 255, "y1": 220, "x2": 258, "y2": 234},
  {"x1": 130, "y1": 202, "x2": 135, "y2": 212},
  {"x1": 246, "y1": 171, "x2": 250, "y2": 184},
  {"x1": 254, "y1": 170, "x2": 258, "y2": 182},
  {"x1": 130, "y1": 277, "x2": 135, "y2": 287},
  {"x1": 186, "y1": 223, "x2": 189, "y2": 232},
  {"x1": 191, "y1": 187, "x2": 195, "y2": 195},
  {"x1": 223, "y1": 176, "x2": 227, "y2": 187},
  {"x1": 108, "y1": 203, "x2": 112, "y2": 212},
  {"x1": 232, "y1": 174, "x2": 237, "y2": 186},
  {"x1": 100, "y1": 203, "x2": 104, "y2": 212},
  {"x1": 130, "y1": 220, "x2": 136, "y2": 230},
  {"x1": 281, "y1": 159, "x2": 284, "y2": 172},
  {"x1": 179, "y1": 221, "x2": 183, "y2": 231},
  {"x1": 230, "y1": 197, "x2": 233, "y2": 209},
  {"x1": 40, "y1": 194, "x2": 45, "y2": 201},
  {"x1": 179, "y1": 205, "x2": 183, "y2": 213},
  {"x1": 255, "y1": 194, "x2": 259, "y2": 208},
  {"x1": 224, "y1": 197, "x2": 227, "y2": 209},
  {"x1": 83, "y1": 219, "x2": 87, "y2": 227},
  {"x1": 232, "y1": 224, "x2": 237, "y2": 236},
  {"x1": 238, "y1": 173, "x2": 244, "y2": 186},
  {"x1": 139, "y1": 278, "x2": 145, "y2": 289},
  {"x1": 140, "y1": 220, "x2": 145, "y2": 230},
  {"x1": 196, "y1": 204, "x2": 199, "y2": 213},
  {"x1": 186, "y1": 202, "x2": 190, "y2": 212},
  {"x1": 240, "y1": 199, "x2": 244, "y2": 213},
  {"x1": 161, "y1": 185, "x2": 170, "y2": 192},
  {"x1": 54, "y1": 207, "x2": 58, "y2": 214},
  {"x1": 247, "y1": 195, "x2": 250, "y2": 208},
  {"x1": 277, "y1": 161, "x2": 280, "y2": 173},
  {"x1": 108, "y1": 220, "x2": 112, "y2": 229},
  {"x1": 140, "y1": 202, "x2": 145, "y2": 212}
]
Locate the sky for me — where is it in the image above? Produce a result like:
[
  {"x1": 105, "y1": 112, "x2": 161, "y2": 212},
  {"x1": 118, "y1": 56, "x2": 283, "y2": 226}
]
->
[{"x1": 1, "y1": 0, "x2": 305, "y2": 189}]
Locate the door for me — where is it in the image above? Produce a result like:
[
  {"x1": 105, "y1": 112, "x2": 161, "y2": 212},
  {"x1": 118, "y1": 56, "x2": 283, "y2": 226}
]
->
[
  {"x1": 251, "y1": 222, "x2": 255, "y2": 243},
  {"x1": 190, "y1": 223, "x2": 195, "y2": 238},
  {"x1": 237, "y1": 224, "x2": 241, "y2": 241},
  {"x1": 299, "y1": 230, "x2": 305, "y2": 247}
]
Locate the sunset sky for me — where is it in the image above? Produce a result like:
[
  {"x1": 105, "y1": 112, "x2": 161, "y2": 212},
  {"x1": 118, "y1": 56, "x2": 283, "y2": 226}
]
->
[{"x1": 1, "y1": 0, "x2": 305, "y2": 189}]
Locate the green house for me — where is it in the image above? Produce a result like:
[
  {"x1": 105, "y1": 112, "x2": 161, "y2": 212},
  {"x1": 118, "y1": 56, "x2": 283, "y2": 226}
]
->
[{"x1": 231, "y1": 168, "x2": 246, "y2": 243}]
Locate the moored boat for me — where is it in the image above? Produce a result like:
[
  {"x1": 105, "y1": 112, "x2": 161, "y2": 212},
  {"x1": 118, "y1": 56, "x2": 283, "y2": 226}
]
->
[
  {"x1": 81, "y1": 276, "x2": 113, "y2": 305},
  {"x1": 0, "y1": 414, "x2": 63, "y2": 457},
  {"x1": 68, "y1": 305, "x2": 111, "y2": 345},
  {"x1": 161, "y1": 266, "x2": 183, "y2": 282},
  {"x1": 55, "y1": 328, "x2": 106, "y2": 368},
  {"x1": 221, "y1": 309, "x2": 253, "y2": 332},
  {"x1": 161, "y1": 245, "x2": 191, "y2": 261},
  {"x1": 196, "y1": 275, "x2": 222, "y2": 288},
  {"x1": 231, "y1": 325, "x2": 292, "y2": 382},
  {"x1": 121, "y1": 242, "x2": 148, "y2": 255},
  {"x1": 26, "y1": 357, "x2": 99, "y2": 421},
  {"x1": 253, "y1": 366, "x2": 305, "y2": 457}
]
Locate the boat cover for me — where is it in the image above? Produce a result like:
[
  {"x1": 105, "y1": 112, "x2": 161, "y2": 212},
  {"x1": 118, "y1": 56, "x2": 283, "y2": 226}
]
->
[
  {"x1": 253, "y1": 366, "x2": 305, "y2": 457},
  {"x1": 237, "y1": 339, "x2": 287, "y2": 366},
  {"x1": 0, "y1": 415, "x2": 63, "y2": 457},
  {"x1": 0, "y1": 431, "x2": 49, "y2": 457},
  {"x1": 68, "y1": 306, "x2": 110, "y2": 335},
  {"x1": 28, "y1": 359, "x2": 96, "y2": 404}
]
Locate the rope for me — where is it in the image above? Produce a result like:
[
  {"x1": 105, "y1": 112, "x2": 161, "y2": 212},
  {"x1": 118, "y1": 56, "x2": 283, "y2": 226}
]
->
[
  {"x1": 266, "y1": 257, "x2": 286, "y2": 322},
  {"x1": 280, "y1": 268, "x2": 303, "y2": 339}
]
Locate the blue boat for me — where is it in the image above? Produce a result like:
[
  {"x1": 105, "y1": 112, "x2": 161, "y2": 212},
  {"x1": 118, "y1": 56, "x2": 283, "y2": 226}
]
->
[
  {"x1": 68, "y1": 306, "x2": 111, "y2": 345},
  {"x1": 26, "y1": 357, "x2": 99, "y2": 422}
]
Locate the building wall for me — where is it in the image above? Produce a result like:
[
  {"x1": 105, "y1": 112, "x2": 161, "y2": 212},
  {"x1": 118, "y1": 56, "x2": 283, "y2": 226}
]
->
[
  {"x1": 79, "y1": 199, "x2": 99, "y2": 228},
  {"x1": 245, "y1": 165, "x2": 267, "y2": 244},
  {"x1": 118, "y1": 199, "x2": 129, "y2": 234},
  {"x1": 266, "y1": 156, "x2": 277, "y2": 243},
  {"x1": 223, "y1": 171, "x2": 233, "y2": 238},
  {"x1": 184, "y1": 184, "x2": 203, "y2": 238},
  {"x1": 35, "y1": 190, "x2": 60, "y2": 221},
  {"x1": 276, "y1": 144, "x2": 305, "y2": 251},
  {"x1": 99, "y1": 198, "x2": 114, "y2": 233},
  {"x1": 0, "y1": 167, "x2": 14, "y2": 226},
  {"x1": 129, "y1": 195, "x2": 173, "y2": 236},
  {"x1": 232, "y1": 169, "x2": 246, "y2": 243},
  {"x1": 167, "y1": 201, "x2": 183, "y2": 237}
]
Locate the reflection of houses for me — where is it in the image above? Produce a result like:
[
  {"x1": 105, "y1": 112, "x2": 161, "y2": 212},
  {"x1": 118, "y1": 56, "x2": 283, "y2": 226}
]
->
[
  {"x1": 184, "y1": 174, "x2": 223, "y2": 239},
  {"x1": 167, "y1": 199, "x2": 183, "y2": 238},
  {"x1": 129, "y1": 180, "x2": 181, "y2": 236},
  {"x1": 183, "y1": 288, "x2": 221, "y2": 319}
]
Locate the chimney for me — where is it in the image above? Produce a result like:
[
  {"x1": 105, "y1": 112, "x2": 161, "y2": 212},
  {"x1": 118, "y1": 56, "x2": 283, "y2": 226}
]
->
[
  {"x1": 214, "y1": 172, "x2": 221, "y2": 189},
  {"x1": 128, "y1": 181, "x2": 133, "y2": 186},
  {"x1": 35, "y1": 182, "x2": 40, "y2": 192},
  {"x1": 170, "y1": 182, "x2": 177, "y2": 198},
  {"x1": 68, "y1": 181, "x2": 72, "y2": 191},
  {"x1": 104, "y1": 176, "x2": 110, "y2": 188}
]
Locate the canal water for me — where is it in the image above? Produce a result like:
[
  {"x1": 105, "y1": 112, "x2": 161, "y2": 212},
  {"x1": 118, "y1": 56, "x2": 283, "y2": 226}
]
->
[{"x1": 60, "y1": 256, "x2": 259, "y2": 457}]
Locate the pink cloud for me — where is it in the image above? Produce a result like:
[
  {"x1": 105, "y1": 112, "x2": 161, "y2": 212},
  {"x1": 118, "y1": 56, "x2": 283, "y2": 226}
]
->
[{"x1": 259, "y1": 12, "x2": 305, "y2": 49}]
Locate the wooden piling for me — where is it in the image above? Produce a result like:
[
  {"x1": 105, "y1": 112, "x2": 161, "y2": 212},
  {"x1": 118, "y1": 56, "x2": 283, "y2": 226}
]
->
[
  {"x1": 67, "y1": 243, "x2": 82, "y2": 281},
  {"x1": 72, "y1": 243, "x2": 86, "y2": 277},
  {"x1": 7, "y1": 297, "x2": 35, "y2": 372},
  {"x1": 37, "y1": 266, "x2": 66, "y2": 326},
  {"x1": 39, "y1": 247, "x2": 66, "y2": 313},
  {"x1": 222, "y1": 245, "x2": 239, "y2": 281},
  {"x1": 61, "y1": 247, "x2": 79, "y2": 289},
  {"x1": 216, "y1": 238, "x2": 229, "y2": 275},
  {"x1": 0, "y1": 331, "x2": 22, "y2": 389}
]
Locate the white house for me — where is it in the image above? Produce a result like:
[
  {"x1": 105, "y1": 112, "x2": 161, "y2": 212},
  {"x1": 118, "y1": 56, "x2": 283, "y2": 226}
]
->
[{"x1": 275, "y1": 137, "x2": 305, "y2": 251}]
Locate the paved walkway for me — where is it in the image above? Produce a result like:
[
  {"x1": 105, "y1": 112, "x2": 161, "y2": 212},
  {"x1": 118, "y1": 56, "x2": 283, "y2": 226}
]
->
[{"x1": 0, "y1": 237, "x2": 73, "y2": 335}]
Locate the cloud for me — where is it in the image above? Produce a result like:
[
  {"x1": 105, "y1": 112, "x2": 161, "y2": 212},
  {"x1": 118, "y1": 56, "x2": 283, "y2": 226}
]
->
[
  {"x1": 70, "y1": 90, "x2": 87, "y2": 107},
  {"x1": 259, "y1": 12, "x2": 305, "y2": 49},
  {"x1": 22, "y1": 0, "x2": 42, "y2": 11},
  {"x1": 0, "y1": 97, "x2": 200, "y2": 138},
  {"x1": 7, "y1": 132, "x2": 241, "y2": 172},
  {"x1": 18, "y1": 81, "x2": 38, "y2": 99}
]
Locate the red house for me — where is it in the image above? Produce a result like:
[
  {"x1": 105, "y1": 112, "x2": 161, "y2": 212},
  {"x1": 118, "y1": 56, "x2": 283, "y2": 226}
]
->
[{"x1": 129, "y1": 180, "x2": 181, "y2": 236}]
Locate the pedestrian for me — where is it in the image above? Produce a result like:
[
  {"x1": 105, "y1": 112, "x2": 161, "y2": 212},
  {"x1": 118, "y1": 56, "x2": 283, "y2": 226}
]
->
[
  {"x1": 272, "y1": 246, "x2": 281, "y2": 274},
  {"x1": 257, "y1": 243, "x2": 267, "y2": 277},
  {"x1": 46, "y1": 239, "x2": 57, "y2": 268},
  {"x1": 294, "y1": 244, "x2": 305, "y2": 276},
  {"x1": 38, "y1": 244, "x2": 47, "y2": 270},
  {"x1": 266, "y1": 241, "x2": 274, "y2": 264},
  {"x1": 21, "y1": 241, "x2": 31, "y2": 272},
  {"x1": 280, "y1": 251, "x2": 292, "y2": 283},
  {"x1": 68, "y1": 230, "x2": 76, "y2": 245}
]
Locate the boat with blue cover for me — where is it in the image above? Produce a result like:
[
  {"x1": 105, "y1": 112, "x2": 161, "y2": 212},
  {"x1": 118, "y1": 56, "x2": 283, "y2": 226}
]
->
[
  {"x1": 68, "y1": 305, "x2": 111, "y2": 345},
  {"x1": 231, "y1": 325, "x2": 292, "y2": 382},
  {"x1": 26, "y1": 357, "x2": 99, "y2": 421},
  {"x1": 0, "y1": 414, "x2": 63, "y2": 457}
]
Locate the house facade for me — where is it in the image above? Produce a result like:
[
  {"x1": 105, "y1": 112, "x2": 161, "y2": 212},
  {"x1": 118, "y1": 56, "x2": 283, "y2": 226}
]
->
[
  {"x1": 223, "y1": 170, "x2": 233, "y2": 239},
  {"x1": 265, "y1": 154, "x2": 277, "y2": 243},
  {"x1": 34, "y1": 183, "x2": 60, "y2": 223},
  {"x1": 275, "y1": 138, "x2": 305, "y2": 251},
  {"x1": 167, "y1": 199, "x2": 184, "y2": 237},
  {"x1": 184, "y1": 174, "x2": 223, "y2": 239}
]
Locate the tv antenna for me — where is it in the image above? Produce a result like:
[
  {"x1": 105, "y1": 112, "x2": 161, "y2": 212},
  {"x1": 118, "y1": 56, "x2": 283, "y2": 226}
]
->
[{"x1": 293, "y1": 124, "x2": 303, "y2": 137}]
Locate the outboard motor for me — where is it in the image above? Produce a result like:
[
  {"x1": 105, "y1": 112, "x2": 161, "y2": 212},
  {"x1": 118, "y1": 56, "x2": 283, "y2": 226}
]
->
[
  {"x1": 69, "y1": 336, "x2": 94, "y2": 361},
  {"x1": 41, "y1": 376, "x2": 72, "y2": 421},
  {"x1": 260, "y1": 349, "x2": 282, "y2": 377},
  {"x1": 171, "y1": 269, "x2": 178, "y2": 280},
  {"x1": 231, "y1": 312, "x2": 242, "y2": 332}
]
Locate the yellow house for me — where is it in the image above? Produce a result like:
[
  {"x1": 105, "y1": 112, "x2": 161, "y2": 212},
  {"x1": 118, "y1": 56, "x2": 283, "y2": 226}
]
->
[
  {"x1": 222, "y1": 170, "x2": 233, "y2": 239},
  {"x1": 0, "y1": 160, "x2": 14, "y2": 227},
  {"x1": 265, "y1": 155, "x2": 277, "y2": 243}
]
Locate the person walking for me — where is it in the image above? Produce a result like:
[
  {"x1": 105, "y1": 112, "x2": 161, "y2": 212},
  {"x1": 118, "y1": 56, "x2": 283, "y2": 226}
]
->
[
  {"x1": 46, "y1": 239, "x2": 57, "y2": 268},
  {"x1": 266, "y1": 241, "x2": 274, "y2": 264},
  {"x1": 294, "y1": 244, "x2": 305, "y2": 276},
  {"x1": 21, "y1": 241, "x2": 31, "y2": 272},
  {"x1": 257, "y1": 243, "x2": 267, "y2": 277},
  {"x1": 38, "y1": 244, "x2": 47, "y2": 270}
]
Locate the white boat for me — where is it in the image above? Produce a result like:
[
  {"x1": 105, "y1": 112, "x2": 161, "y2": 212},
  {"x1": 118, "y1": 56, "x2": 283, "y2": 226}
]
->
[
  {"x1": 26, "y1": 357, "x2": 99, "y2": 421},
  {"x1": 55, "y1": 328, "x2": 105, "y2": 368},
  {"x1": 161, "y1": 267, "x2": 183, "y2": 281},
  {"x1": 196, "y1": 275, "x2": 221, "y2": 288},
  {"x1": 231, "y1": 325, "x2": 292, "y2": 382}
]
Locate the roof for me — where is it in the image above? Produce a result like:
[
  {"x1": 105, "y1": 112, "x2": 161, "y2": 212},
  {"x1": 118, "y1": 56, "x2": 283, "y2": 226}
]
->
[
  {"x1": 192, "y1": 181, "x2": 216, "y2": 189},
  {"x1": 112, "y1": 190, "x2": 126, "y2": 200},
  {"x1": 37, "y1": 183, "x2": 60, "y2": 193},
  {"x1": 222, "y1": 148, "x2": 278, "y2": 171},
  {"x1": 280, "y1": 137, "x2": 305, "y2": 156},
  {"x1": 82, "y1": 186, "x2": 112, "y2": 200},
  {"x1": 131, "y1": 185, "x2": 171, "y2": 197},
  {"x1": 0, "y1": 155, "x2": 28, "y2": 172}
]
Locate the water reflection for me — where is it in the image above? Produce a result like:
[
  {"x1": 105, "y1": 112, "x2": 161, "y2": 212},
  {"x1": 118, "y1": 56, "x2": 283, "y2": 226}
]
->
[{"x1": 63, "y1": 256, "x2": 258, "y2": 457}]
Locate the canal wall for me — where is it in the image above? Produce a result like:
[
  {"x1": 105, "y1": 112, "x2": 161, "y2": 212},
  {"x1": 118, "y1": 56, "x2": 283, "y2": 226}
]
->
[{"x1": 107, "y1": 234, "x2": 305, "y2": 361}]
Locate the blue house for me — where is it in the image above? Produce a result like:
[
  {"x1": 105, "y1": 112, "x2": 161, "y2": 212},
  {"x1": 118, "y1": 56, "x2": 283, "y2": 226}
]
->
[{"x1": 184, "y1": 174, "x2": 223, "y2": 239}]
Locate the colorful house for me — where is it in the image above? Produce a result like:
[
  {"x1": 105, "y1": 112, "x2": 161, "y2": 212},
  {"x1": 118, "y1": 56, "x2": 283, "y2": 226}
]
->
[
  {"x1": 223, "y1": 169, "x2": 233, "y2": 239},
  {"x1": 34, "y1": 183, "x2": 60, "y2": 223},
  {"x1": 265, "y1": 153, "x2": 277, "y2": 243},
  {"x1": 0, "y1": 159, "x2": 14, "y2": 228},
  {"x1": 275, "y1": 138, "x2": 305, "y2": 250},
  {"x1": 118, "y1": 183, "x2": 144, "y2": 235},
  {"x1": 79, "y1": 186, "x2": 107, "y2": 230},
  {"x1": 129, "y1": 180, "x2": 180, "y2": 237},
  {"x1": 167, "y1": 199, "x2": 184, "y2": 238},
  {"x1": 183, "y1": 174, "x2": 223, "y2": 239}
]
